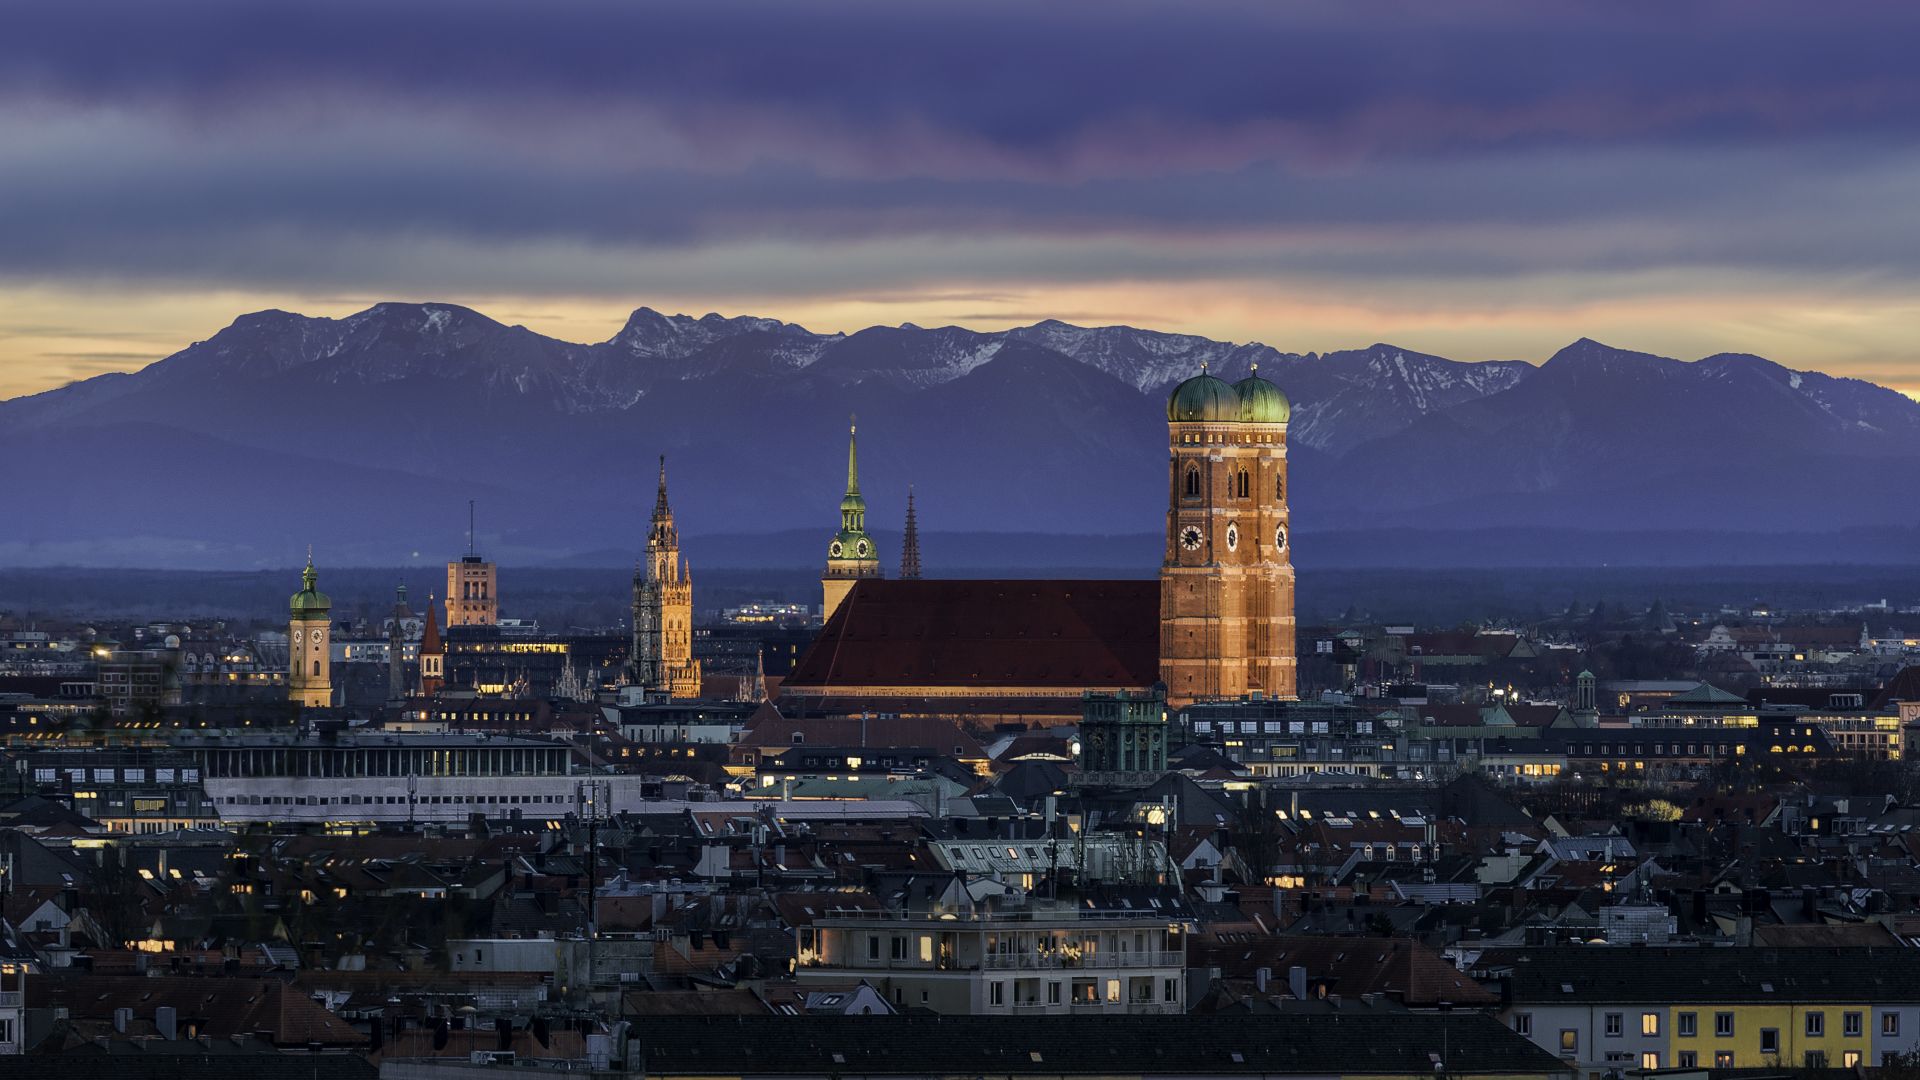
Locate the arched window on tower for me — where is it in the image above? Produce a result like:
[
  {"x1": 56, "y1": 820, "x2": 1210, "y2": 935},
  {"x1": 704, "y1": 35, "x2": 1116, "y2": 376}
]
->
[
  {"x1": 1183, "y1": 465, "x2": 1201, "y2": 498},
  {"x1": 1236, "y1": 470, "x2": 1251, "y2": 499},
  {"x1": 1276, "y1": 475, "x2": 1286, "y2": 501}
]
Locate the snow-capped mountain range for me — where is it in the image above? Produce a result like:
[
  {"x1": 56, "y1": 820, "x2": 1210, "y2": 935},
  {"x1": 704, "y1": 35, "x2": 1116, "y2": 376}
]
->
[{"x1": 3, "y1": 302, "x2": 1916, "y2": 567}]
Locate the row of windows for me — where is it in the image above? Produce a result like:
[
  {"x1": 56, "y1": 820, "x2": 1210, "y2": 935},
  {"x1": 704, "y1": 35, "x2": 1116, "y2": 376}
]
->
[
  {"x1": 986, "y1": 977, "x2": 1178, "y2": 1006},
  {"x1": 1521, "y1": 1010, "x2": 1897, "y2": 1042},
  {"x1": 1195, "y1": 720, "x2": 1351, "y2": 735},
  {"x1": 1601, "y1": 1051, "x2": 1862, "y2": 1070},
  {"x1": 220, "y1": 793, "x2": 571, "y2": 806},
  {"x1": 38, "y1": 768, "x2": 199, "y2": 784},
  {"x1": 1182, "y1": 465, "x2": 1286, "y2": 501}
]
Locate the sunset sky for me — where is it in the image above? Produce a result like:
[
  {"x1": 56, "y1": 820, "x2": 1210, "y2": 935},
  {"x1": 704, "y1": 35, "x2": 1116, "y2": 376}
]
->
[{"x1": 4, "y1": 0, "x2": 1919, "y2": 400}]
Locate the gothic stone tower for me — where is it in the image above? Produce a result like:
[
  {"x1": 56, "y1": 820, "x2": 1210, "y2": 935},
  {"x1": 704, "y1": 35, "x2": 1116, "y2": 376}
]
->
[
  {"x1": 289, "y1": 555, "x2": 334, "y2": 709},
  {"x1": 822, "y1": 422, "x2": 882, "y2": 619},
  {"x1": 899, "y1": 488, "x2": 922, "y2": 580},
  {"x1": 631, "y1": 457, "x2": 702, "y2": 698},
  {"x1": 386, "y1": 583, "x2": 412, "y2": 702},
  {"x1": 1159, "y1": 364, "x2": 1296, "y2": 707}
]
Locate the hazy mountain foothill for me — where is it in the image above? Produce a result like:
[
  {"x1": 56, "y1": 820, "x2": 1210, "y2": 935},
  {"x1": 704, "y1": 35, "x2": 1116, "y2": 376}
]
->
[{"x1": 4, "y1": 302, "x2": 1918, "y2": 570}]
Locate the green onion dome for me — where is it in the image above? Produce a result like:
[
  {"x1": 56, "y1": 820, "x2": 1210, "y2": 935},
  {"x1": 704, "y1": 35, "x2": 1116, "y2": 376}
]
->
[
  {"x1": 1166, "y1": 370, "x2": 1239, "y2": 422},
  {"x1": 1234, "y1": 369, "x2": 1291, "y2": 423},
  {"x1": 290, "y1": 560, "x2": 330, "y2": 617}
]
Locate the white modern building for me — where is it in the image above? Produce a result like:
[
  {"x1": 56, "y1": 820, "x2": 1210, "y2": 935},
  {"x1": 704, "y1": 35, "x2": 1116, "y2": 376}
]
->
[{"x1": 797, "y1": 908, "x2": 1188, "y2": 1015}]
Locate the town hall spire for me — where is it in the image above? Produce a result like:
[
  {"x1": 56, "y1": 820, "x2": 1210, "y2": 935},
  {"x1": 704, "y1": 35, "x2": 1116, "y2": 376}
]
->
[{"x1": 630, "y1": 455, "x2": 701, "y2": 698}]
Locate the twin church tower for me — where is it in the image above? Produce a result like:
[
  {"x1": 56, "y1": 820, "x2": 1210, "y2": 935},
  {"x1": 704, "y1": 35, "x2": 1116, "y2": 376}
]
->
[{"x1": 811, "y1": 367, "x2": 1297, "y2": 707}]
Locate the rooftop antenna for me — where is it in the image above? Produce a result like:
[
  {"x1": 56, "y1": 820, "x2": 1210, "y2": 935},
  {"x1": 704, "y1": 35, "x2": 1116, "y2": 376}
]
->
[{"x1": 467, "y1": 499, "x2": 475, "y2": 557}]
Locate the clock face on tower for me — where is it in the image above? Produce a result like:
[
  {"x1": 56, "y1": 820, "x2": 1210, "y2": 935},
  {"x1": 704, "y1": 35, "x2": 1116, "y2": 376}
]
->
[
  {"x1": 856, "y1": 539, "x2": 870, "y2": 557},
  {"x1": 1225, "y1": 523, "x2": 1239, "y2": 552},
  {"x1": 1179, "y1": 525, "x2": 1203, "y2": 551},
  {"x1": 830, "y1": 541, "x2": 843, "y2": 558},
  {"x1": 1274, "y1": 525, "x2": 1288, "y2": 551},
  {"x1": 292, "y1": 630, "x2": 302, "y2": 645}
]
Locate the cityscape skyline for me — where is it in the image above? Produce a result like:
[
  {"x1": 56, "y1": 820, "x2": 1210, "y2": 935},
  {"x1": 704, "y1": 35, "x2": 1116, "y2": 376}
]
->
[{"x1": 7, "y1": 5, "x2": 1920, "y2": 1071}]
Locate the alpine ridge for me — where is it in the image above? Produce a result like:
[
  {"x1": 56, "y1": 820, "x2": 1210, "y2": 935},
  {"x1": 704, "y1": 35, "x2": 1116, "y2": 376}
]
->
[{"x1": 3, "y1": 302, "x2": 1916, "y2": 568}]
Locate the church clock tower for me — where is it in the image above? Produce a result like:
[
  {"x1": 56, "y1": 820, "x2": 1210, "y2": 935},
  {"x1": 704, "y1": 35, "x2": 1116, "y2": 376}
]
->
[
  {"x1": 1159, "y1": 364, "x2": 1296, "y2": 707},
  {"x1": 288, "y1": 553, "x2": 334, "y2": 709},
  {"x1": 822, "y1": 421, "x2": 882, "y2": 619}
]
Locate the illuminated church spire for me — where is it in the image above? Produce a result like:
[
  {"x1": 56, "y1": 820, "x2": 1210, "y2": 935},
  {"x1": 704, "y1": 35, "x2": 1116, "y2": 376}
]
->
[{"x1": 823, "y1": 418, "x2": 882, "y2": 619}]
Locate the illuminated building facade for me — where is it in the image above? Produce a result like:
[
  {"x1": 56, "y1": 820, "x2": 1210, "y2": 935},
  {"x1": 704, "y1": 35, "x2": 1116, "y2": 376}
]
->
[
  {"x1": 822, "y1": 423, "x2": 882, "y2": 620},
  {"x1": 287, "y1": 557, "x2": 333, "y2": 709},
  {"x1": 1159, "y1": 365, "x2": 1297, "y2": 707},
  {"x1": 630, "y1": 458, "x2": 702, "y2": 698}
]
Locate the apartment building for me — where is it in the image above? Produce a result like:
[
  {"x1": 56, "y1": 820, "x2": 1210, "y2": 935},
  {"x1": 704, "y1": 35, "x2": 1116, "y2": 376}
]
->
[
  {"x1": 796, "y1": 907, "x2": 1188, "y2": 1015},
  {"x1": 1479, "y1": 947, "x2": 1920, "y2": 1076}
]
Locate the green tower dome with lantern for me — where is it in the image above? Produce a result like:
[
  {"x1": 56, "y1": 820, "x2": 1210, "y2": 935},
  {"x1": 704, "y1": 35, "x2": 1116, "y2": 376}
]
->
[
  {"x1": 1166, "y1": 369, "x2": 1238, "y2": 422},
  {"x1": 289, "y1": 556, "x2": 331, "y2": 621},
  {"x1": 1234, "y1": 367, "x2": 1291, "y2": 424}
]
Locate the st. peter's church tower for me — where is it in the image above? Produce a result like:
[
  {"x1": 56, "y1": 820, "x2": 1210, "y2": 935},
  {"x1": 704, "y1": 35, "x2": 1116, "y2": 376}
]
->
[
  {"x1": 1159, "y1": 364, "x2": 1297, "y2": 706},
  {"x1": 822, "y1": 422, "x2": 882, "y2": 619}
]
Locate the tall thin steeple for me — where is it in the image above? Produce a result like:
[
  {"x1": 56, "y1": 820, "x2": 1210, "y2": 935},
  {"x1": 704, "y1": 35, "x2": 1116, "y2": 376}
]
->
[
  {"x1": 847, "y1": 420, "x2": 862, "y2": 495},
  {"x1": 823, "y1": 418, "x2": 883, "y2": 619},
  {"x1": 418, "y1": 592, "x2": 444, "y2": 696},
  {"x1": 900, "y1": 487, "x2": 922, "y2": 580}
]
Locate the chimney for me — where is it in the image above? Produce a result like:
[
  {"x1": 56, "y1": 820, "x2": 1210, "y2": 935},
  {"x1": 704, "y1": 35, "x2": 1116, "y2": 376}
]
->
[
  {"x1": 113, "y1": 1007, "x2": 132, "y2": 1034},
  {"x1": 155, "y1": 1006, "x2": 177, "y2": 1041},
  {"x1": 1287, "y1": 965, "x2": 1308, "y2": 1001}
]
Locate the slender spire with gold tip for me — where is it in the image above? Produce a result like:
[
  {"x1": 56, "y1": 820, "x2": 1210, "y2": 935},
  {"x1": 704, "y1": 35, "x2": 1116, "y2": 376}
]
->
[{"x1": 823, "y1": 417, "x2": 882, "y2": 618}]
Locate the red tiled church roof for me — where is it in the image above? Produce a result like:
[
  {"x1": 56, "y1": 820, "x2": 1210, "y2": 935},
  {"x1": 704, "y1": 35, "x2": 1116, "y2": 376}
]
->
[{"x1": 783, "y1": 579, "x2": 1160, "y2": 690}]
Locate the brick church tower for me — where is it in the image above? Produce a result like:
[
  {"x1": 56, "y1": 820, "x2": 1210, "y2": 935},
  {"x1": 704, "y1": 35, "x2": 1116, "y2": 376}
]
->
[{"x1": 1159, "y1": 364, "x2": 1296, "y2": 707}]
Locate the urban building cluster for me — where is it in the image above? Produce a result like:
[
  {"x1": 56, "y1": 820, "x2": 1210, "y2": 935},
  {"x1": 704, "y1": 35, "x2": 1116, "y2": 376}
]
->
[{"x1": 1, "y1": 373, "x2": 1919, "y2": 1079}]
